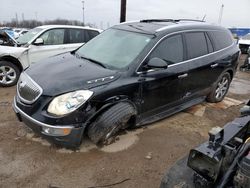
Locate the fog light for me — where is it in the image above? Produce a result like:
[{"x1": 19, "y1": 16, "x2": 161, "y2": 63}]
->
[{"x1": 42, "y1": 126, "x2": 72, "y2": 136}]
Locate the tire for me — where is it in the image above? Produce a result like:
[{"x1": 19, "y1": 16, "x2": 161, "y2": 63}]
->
[
  {"x1": 0, "y1": 61, "x2": 20, "y2": 87},
  {"x1": 207, "y1": 72, "x2": 231, "y2": 103},
  {"x1": 88, "y1": 102, "x2": 136, "y2": 145}
]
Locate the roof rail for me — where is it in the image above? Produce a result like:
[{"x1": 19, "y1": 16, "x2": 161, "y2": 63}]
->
[
  {"x1": 140, "y1": 19, "x2": 176, "y2": 23},
  {"x1": 140, "y1": 19, "x2": 205, "y2": 23},
  {"x1": 175, "y1": 19, "x2": 205, "y2": 22}
]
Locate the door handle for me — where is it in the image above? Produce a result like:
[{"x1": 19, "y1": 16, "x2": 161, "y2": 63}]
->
[
  {"x1": 178, "y1": 73, "x2": 188, "y2": 79},
  {"x1": 211, "y1": 63, "x2": 219, "y2": 68}
]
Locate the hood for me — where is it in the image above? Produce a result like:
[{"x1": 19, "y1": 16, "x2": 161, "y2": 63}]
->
[
  {"x1": 0, "y1": 30, "x2": 19, "y2": 46},
  {"x1": 25, "y1": 53, "x2": 119, "y2": 96},
  {"x1": 0, "y1": 45, "x2": 28, "y2": 58}
]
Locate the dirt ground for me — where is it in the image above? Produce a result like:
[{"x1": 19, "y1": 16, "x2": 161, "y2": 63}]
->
[{"x1": 0, "y1": 55, "x2": 250, "y2": 188}]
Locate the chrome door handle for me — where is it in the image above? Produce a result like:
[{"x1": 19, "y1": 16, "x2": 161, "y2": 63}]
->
[
  {"x1": 178, "y1": 73, "x2": 188, "y2": 79},
  {"x1": 211, "y1": 63, "x2": 219, "y2": 68}
]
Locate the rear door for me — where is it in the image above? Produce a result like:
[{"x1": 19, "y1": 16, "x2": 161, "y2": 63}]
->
[{"x1": 182, "y1": 31, "x2": 215, "y2": 98}]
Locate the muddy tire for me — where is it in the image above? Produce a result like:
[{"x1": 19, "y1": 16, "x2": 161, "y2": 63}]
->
[
  {"x1": 0, "y1": 61, "x2": 20, "y2": 87},
  {"x1": 207, "y1": 72, "x2": 231, "y2": 103},
  {"x1": 88, "y1": 102, "x2": 136, "y2": 145}
]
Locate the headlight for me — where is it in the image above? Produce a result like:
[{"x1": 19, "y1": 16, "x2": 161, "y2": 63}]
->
[{"x1": 47, "y1": 90, "x2": 93, "y2": 116}]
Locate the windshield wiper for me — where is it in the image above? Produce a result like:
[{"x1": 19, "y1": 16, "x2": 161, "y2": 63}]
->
[{"x1": 80, "y1": 55, "x2": 107, "y2": 68}]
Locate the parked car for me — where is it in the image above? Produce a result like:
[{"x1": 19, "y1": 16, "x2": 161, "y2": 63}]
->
[
  {"x1": 13, "y1": 19, "x2": 240, "y2": 148},
  {"x1": 238, "y1": 33, "x2": 250, "y2": 53},
  {"x1": 13, "y1": 28, "x2": 29, "y2": 38},
  {"x1": 0, "y1": 25, "x2": 101, "y2": 87}
]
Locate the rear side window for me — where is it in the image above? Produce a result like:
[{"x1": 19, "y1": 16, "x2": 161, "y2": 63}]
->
[
  {"x1": 68, "y1": 29, "x2": 85, "y2": 43},
  {"x1": 208, "y1": 30, "x2": 233, "y2": 50},
  {"x1": 150, "y1": 34, "x2": 184, "y2": 65},
  {"x1": 185, "y1": 32, "x2": 208, "y2": 59},
  {"x1": 88, "y1": 30, "x2": 99, "y2": 39}
]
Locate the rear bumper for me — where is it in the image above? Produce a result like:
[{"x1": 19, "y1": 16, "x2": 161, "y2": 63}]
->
[{"x1": 13, "y1": 98, "x2": 86, "y2": 148}]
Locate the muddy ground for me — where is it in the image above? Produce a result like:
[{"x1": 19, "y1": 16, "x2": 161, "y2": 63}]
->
[{"x1": 0, "y1": 55, "x2": 250, "y2": 188}]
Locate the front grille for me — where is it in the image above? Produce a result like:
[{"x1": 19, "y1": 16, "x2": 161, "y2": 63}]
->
[{"x1": 17, "y1": 73, "x2": 43, "y2": 104}]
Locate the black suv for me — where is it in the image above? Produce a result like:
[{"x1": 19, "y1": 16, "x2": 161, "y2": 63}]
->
[{"x1": 13, "y1": 19, "x2": 240, "y2": 147}]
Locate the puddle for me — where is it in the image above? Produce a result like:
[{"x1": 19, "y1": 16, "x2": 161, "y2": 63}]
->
[
  {"x1": 229, "y1": 78, "x2": 250, "y2": 95},
  {"x1": 100, "y1": 129, "x2": 143, "y2": 153}
]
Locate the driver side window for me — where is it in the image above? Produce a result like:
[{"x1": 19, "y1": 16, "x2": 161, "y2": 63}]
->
[
  {"x1": 39, "y1": 29, "x2": 65, "y2": 45},
  {"x1": 149, "y1": 34, "x2": 184, "y2": 65}
]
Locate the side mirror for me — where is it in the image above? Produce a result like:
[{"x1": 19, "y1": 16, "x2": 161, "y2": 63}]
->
[
  {"x1": 147, "y1": 57, "x2": 168, "y2": 69},
  {"x1": 34, "y1": 38, "x2": 44, "y2": 45}
]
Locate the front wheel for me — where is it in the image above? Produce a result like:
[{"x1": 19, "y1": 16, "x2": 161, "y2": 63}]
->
[
  {"x1": 0, "y1": 61, "x2": 20, "y2": 87},
  {"x1": 88, "y1": 102, "x2": 136, "y2": 145},
  {"x1": 207, "y1": 72, "x2": 231, "y2": 103}
]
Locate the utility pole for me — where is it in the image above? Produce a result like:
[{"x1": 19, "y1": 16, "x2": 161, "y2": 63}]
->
[
  {"x1": 35, "y1": 12, "x2": 38, "y2": 20},
  {"x1": 218, "y1": 4, "x2": 224, "y2": 25},
  {"x1": 15, "y1": 13, "x2": 18, "y2": 27},
  {"x1": 82, "y1": 1, "x2": 85, "y2": 25},
  {"x1": 120, "y1": 0, "x2": 127, "y2": 23}
]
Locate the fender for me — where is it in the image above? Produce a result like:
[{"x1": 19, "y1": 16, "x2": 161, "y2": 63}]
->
[{"x1": 85, "y1": 95, "x2": 138, "y2": 127}]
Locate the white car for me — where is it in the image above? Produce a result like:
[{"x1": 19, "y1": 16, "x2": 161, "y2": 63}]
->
[
  {"x1": 0, "y1": 25, "x2": 101, "y2": 87},
  {"x1": 238, "y1": 33, "x2": 250, "y2": 54}
]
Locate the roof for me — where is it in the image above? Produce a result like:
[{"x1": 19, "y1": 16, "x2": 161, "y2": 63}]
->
[
  {"x1": 36, "y1": 25, "x2": 102, "y2": 32},
  {"x1": 113, "y1": 19, "x2": 226, "y2": 35}
]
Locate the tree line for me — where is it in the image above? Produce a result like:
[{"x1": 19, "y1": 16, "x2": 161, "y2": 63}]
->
[{"x1": 0, "y1": 19, "x2": 96, "y2": 29}]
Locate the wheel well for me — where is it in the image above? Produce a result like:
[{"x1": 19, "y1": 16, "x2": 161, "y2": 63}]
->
[
  {"x1": 0, "y1": 56, "x2": 23, "y2": 72},
  {"x1": 226, "y1": 69, "x2": 233, "y2": 80},
  {"x1": 87, "y1": 100, "x2": 137, "y2": 128}
]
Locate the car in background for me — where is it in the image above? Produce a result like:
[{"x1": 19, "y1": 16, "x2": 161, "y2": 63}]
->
[
  {"x1": 0, "y1": 29, "x2": 19, "y2": 46},
  {"x1": 238, "y1": 33, "x2": 250, "y2": 53},
  {"x1": 13, "y1": 19, "x2": 240, "y2": 148},
  {"x1": 0, "y1": 25, "x2": 101, "y2": 87},
  {"x1": 13, "y1": 28, "x2": 29, "y2": 39},
  {"x1": 1, "y1": 27, "x2": 16, "y2": 38}
]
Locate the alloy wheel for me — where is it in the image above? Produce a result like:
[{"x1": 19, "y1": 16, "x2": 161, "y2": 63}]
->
[
  {"x1": 215, "y1": 76, "x2": 229, "y2": 100},
  {"x1": 0, "y1": 66, "x2": 17, "y2": 85}
]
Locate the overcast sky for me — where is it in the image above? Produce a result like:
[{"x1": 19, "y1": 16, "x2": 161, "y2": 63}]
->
[{"x1": 1, "y1": 0, "x2": 250, "y2": 28}]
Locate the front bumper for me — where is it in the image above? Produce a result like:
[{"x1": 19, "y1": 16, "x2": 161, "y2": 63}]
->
[{"x1": 13, "y1": 98, "x2": 86, "y2": 148}]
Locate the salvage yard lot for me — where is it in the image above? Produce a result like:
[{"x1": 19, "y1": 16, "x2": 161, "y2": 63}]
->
[{"x1": 0, "y1": 55, "x2": 250, "y2": 188}]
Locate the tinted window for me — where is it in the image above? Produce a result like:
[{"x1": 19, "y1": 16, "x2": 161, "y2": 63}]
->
[
  {"x1": 185, "y1": 32, "x2": 208, "y2": 59},
  {"x1": 68, "y1": 29, "x2": 84, "y2": 43},
  {"x1": 150, "y1": 34, "x2": 184, "y2": 65},
  {"x1": 208, "y1": 30, "x2": 233, "y2": 50},
  {"x1": 40, "y1": 29, "x2": 65, "y2": 45},
  {"x1": 88, "y1": 30, "x2": 99, "y2": 39}
]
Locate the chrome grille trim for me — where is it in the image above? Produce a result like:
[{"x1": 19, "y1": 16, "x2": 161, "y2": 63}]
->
[{"x1": 17, "y1": 73, "x2": 43, "y2": 104}]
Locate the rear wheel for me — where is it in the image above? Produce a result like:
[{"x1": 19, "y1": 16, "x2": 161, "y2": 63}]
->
[
  {"x1": 207, "y1": 72, "x2": 231, "y2": 103},
  {"x1": 0, "y1": 61, "x2": 20, "y2": 87},
  {"x1": 88, "y1": 102, "x2": 136, "y2": 145}
]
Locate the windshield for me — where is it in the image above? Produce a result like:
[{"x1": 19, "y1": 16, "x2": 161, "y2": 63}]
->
[
  {"x1": 76, "y1": 28, "x2": 152, "y2": 69},
  {"x1": 17, "y1": 28, "x2": 42, "y2": 44},
  {"x1": 242, "y1": 33, "x2": 250, "y2": 40}
]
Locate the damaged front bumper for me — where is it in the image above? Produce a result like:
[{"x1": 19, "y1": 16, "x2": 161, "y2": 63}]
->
[{"x1": 13, "y1": 98, "x2": 86, "y2": 148}]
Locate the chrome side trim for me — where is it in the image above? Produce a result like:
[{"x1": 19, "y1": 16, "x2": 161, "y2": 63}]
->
[
  {"x1": 136, "y1": 29, "x2": 235, "y2": 74},
  {"x1": 13, "y1": 97, "x2": 74, "y2": 130}
]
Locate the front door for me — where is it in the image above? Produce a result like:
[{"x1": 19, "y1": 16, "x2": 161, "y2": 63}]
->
[
  {"x1": 138, "y1": 34, "x2": 190, "y2": 118},
  {"x1": 28, "y1": 28, "x2": 69, "y2": 63}
]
